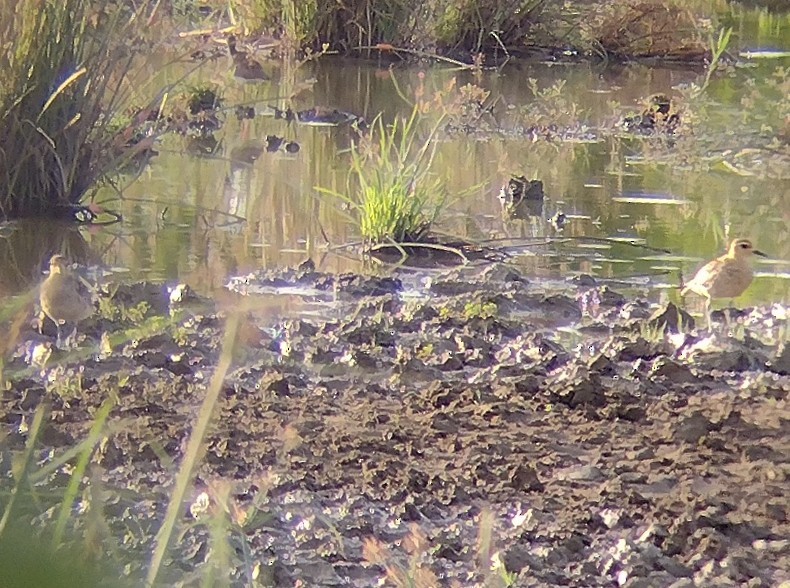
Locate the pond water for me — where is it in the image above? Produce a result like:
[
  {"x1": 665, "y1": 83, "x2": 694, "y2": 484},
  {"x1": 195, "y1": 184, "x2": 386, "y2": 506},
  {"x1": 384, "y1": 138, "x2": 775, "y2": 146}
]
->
[{"x1": 1, "y1": 6, "x2": 788, "y2": 314}]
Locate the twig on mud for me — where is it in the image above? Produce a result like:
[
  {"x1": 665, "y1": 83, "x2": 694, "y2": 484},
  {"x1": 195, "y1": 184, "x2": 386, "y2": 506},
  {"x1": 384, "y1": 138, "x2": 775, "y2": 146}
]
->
[
  {"x1": 178, "y1": 26, "x2": 235, "y2": 38},
  {"x1": 326, "y1": 240, "x2": 367, "y2": 255},
  {"x1": 555, "y1": 236, "x2": 672, "y2": 255},
  {"x1": 316, "y1": 218, "x2": 331, "y2": 246},
  {"x1": 430, "y1": 230, "x2": 513, "y2": 260},
  {"x1": 489, "y1": 31, "x2": 511, "y2": 70},
  {"x1": 483, "y1": 236, "x2": 672, "y2": 256},
  {"x1": 374, "y1": 240, "x2": 470, "y2": 264}
]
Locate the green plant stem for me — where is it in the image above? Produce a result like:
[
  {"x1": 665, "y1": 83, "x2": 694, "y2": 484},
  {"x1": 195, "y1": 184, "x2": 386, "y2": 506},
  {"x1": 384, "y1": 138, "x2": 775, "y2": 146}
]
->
[
  {"x1": 51, "y1": 396, "x2": 115, "y2": 547},
  {"x1": 698, "y1": 27, "x2": 732, "y2": 95},
  {"x1": 146, "y1": 313, "x2": 240, "y2": 586},
  {"x1": 0, "y1": 403, "x2": 48, "y2": 539}
]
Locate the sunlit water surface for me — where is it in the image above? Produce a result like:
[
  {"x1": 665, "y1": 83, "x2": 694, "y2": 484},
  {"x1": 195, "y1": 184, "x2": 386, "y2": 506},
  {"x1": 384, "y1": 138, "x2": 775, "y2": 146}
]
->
[{"x1": 1, "y1": 9, "x2": 788, "y2": 317}]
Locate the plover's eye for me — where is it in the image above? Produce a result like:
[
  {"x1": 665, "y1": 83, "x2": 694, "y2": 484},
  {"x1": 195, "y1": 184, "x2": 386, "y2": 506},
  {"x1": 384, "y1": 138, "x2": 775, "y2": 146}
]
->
[{"x1": 740, "y1": 243, "x2": 749, "y2": 249}]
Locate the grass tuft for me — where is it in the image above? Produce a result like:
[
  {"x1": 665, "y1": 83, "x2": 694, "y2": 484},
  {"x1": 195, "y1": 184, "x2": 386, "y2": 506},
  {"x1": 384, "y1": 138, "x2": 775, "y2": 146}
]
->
[
  {"x1": 319, "y1": 105, "x2": 447, "y2": 246},
  {"x1": 0, "y1": 0, "x2": 143, "y2": 219}
]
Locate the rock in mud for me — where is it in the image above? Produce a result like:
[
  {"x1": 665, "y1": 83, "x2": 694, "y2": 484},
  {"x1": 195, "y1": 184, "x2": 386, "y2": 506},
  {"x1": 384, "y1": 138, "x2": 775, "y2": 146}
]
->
[{"x1": 647, "y1": 302, "x2": 695, "y2": 333}]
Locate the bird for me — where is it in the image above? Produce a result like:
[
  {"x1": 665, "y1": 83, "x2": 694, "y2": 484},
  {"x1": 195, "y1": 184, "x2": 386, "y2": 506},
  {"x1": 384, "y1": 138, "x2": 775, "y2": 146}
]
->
[
  {"x1": 680, "y1": 238, "x2": 766, "y2": 328},
  {"x1": 226, "y1": 35, "x2": 269, "y2": 81},
  {"x1": 39, "y1": 254, "x2": 94, "y2": 348}
]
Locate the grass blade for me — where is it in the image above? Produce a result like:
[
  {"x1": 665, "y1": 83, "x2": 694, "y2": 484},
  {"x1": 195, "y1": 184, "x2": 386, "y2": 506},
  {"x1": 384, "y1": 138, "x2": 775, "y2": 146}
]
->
[
  {"x1": 0, "y1": 402, "x2": 48, "y2": 539},
  {"x1": 52, "y1": 395, "x2": 116, "y2": 547},
  {"x1": 146, "y1": 313, "x2": 240, "y2": 586}
]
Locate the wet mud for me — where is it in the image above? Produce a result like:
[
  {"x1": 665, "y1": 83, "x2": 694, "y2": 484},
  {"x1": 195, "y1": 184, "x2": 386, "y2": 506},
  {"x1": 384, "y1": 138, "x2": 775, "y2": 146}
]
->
[{"x1": 2, "y1": 264, "x2": 788, "y2": 586}]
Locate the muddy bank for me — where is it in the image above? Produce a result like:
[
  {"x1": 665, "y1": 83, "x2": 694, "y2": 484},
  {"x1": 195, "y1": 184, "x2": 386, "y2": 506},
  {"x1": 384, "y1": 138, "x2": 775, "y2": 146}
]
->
[{"x1": 2, "y1": 264, "x2": 789, "y2": 586}]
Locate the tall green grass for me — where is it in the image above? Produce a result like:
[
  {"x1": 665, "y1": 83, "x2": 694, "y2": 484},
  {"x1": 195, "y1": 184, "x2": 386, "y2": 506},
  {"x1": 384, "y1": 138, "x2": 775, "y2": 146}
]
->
[
  {"x1": 223, "y1": 0, "x2": 552, "y2": 54},
  {"x1": 220, "y1": 0, "x2": 711, "y2": 61},
  {"x1": 697, "y1": 26, "x2": 732, "y2": 94},
  {"x1": 319, "y1": 106, "x2": 448, "y2": 246},
  {"x1": 0, "y1": 0, "x2": 139, "y2": 219},
  {"x1": 0, "y1": 401, "x2": 115, "y2": 587},
  {"x1": 229, "y1": 0, "x2": 319, "y2": 49}
]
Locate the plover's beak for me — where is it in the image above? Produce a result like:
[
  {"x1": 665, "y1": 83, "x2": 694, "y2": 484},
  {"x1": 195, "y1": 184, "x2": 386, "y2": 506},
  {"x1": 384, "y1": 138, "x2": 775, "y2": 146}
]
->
[{"x1": 753, "y1": 249, "x2": 767, "y2": 257}]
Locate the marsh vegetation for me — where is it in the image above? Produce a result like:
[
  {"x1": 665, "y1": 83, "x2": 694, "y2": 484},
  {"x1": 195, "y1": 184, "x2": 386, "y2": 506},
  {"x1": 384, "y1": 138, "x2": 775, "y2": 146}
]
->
[{"x1": 1, "y1": 0, "x2": 789, "y2": 586}]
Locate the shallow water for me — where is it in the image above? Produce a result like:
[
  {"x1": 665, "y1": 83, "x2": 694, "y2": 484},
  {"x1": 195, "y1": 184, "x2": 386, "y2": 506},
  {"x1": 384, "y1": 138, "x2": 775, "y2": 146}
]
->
[{"x1": 1, "y1": 8, "x2": 788, "y2": 313}]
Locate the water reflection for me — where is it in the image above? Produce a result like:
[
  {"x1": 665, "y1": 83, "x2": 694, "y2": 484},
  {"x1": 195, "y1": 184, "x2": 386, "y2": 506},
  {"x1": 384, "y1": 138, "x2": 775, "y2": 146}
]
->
[
  {"x1": 0, "y1": 221, "x2": 97, "y2": 296},
  {"x1": 1, "y1": 50, "x2": 788, "y2": 308}
]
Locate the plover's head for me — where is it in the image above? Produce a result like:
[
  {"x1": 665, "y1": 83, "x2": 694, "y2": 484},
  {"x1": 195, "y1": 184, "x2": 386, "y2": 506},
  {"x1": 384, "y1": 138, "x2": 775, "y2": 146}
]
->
[
  {"x1": 729, "y1": 239, "x2": 766, "y2": 259},
  {"x1": 48, "y1": 254, "x2": 68, "y2": 274}
]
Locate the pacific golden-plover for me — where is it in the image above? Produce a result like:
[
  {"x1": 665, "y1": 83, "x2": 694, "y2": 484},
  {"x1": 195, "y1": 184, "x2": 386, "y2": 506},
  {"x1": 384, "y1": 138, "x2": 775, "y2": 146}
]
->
[
  {"x1": 39, "y1": 254, "x2": 94, "y2": 348},
  {"x1": 680, "y1": 238, "x2": 766, "y2": 328}
]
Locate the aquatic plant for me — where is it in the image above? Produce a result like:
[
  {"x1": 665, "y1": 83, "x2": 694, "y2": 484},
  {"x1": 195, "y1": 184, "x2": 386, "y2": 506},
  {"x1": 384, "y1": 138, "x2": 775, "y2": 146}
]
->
[
  {"x1": 638, "y1": 319, "x2": 668, "y2": 343},
  {"x1": 463, "y1": 300, "x2": 499, "y2": 321},
  {"x1": 281, "y1": 0, "x2": 319, "y2": 50},
  {"x1": 319, "y1": 105, "x2": 447, "y2": 246},
  {"x1": 164, "y1": 0, "x2": 728, "y2": 64},
  {"x1": 698, "y1": 27, "x2": 733, "y2": 94},
  {"x1": 0, "y1": 0, "x2": 144, "y2": 219}
]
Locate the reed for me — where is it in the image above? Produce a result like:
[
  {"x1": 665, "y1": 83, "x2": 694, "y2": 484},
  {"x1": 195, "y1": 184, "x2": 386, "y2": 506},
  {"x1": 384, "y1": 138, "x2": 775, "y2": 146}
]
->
[
  {"x1": 226, "y1": 0, "x2": 550, "y2": 54},
  {"x1": 0, "y1": 0, "x2": 140, "y2": 219}
]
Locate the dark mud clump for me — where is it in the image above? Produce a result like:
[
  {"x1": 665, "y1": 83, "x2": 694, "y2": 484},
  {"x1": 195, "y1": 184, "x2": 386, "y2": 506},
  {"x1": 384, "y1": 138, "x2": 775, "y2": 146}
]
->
[{"x1": 2, "y1": 264, "x2": 788, "y2": 586}]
